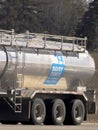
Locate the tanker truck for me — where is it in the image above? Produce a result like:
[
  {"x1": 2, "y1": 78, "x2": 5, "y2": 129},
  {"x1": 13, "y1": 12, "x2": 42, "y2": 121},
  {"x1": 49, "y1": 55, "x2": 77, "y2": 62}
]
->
[{"x1": 0, "y1": 29, "x2": 96, "y2": 125}]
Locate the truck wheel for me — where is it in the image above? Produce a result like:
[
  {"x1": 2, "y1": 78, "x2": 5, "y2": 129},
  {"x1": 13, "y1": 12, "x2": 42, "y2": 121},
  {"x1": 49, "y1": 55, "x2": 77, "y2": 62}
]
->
[
  {"x1": 71, "y1": 99, "x2": 85, "y2": 125},
  {"x1": 52, "y1": 99, "x2": 66, "y2": 125},
  {"x1": 31, "y1": 98, "x2": 46, "y2": 125}
]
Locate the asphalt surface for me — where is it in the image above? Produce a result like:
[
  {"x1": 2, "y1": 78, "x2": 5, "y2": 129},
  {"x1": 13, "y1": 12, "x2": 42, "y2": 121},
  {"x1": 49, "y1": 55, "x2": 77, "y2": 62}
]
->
[{"x1": 0, "y1": 123, "x2": 98, "y2": 130}]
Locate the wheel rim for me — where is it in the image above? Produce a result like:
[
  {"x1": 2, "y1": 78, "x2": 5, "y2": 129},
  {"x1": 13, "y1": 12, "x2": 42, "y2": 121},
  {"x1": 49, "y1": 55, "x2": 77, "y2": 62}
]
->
[
  {"x1": 35, "y1": 104, "x2": 44, "y2": 121},
  {"x1": 55, "y1": 105, "x2": 64, "y2": 121},
  {"x1": 74, "y1": 104, "x2": 83, "y2": 121}
]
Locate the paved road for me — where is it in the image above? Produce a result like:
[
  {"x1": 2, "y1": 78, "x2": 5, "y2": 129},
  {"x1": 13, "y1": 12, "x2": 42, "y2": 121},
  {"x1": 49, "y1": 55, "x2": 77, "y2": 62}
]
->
[{"x1": 0, "y1": 123, "x2": 98, "y2": 130}]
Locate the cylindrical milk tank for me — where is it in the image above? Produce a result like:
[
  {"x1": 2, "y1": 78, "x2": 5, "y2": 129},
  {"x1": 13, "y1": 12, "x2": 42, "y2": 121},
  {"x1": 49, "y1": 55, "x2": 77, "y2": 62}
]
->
[{"x1": 0, "y1": 47, "x2": 95, "y2": 91}]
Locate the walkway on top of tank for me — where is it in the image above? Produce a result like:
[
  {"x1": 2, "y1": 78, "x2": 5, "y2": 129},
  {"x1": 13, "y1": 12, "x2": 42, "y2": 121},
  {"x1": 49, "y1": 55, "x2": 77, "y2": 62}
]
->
[{"x1": 0, "y1": 29, "x2": 86, "y2": 53}]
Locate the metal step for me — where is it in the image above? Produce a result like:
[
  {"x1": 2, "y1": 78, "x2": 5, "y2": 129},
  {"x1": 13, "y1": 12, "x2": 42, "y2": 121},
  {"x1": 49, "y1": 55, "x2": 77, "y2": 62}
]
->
[
  {"x1": 17, "y1": 66, "x2": 24, "y2": 68},
  {"x1": 15, "y1": 110, "x2": 22, "y2": 113},
  {"x1": 17, "y1": 74, "x2": 23, "y2": 76},
  {"x1": 15, "y1": 95, "x2": 22, "y2": 98},
  {"x1": 7, "y1": 68, "x2": 14, "y2": 71},
  {"x1": 11, "y1": 56, "x2": 17, "y2": 58},
  {"x1": 16, "y1": 81, "x2": 22, "y2": 83},
  {"x1": 15, "y1": 103, "x2": 22, "y2": 105},
  {"x1": 14, "y1": 89, "x2": 22, "y2": 113}
]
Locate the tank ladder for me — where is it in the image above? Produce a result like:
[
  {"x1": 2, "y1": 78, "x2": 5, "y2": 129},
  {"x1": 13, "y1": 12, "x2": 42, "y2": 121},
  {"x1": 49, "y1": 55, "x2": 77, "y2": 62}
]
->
[
  {"x1": 13, "y1": 48, "x2": 25, "y2": 113},
  {"x1": 7, "y1": 46, "x2": 25, "y2": 113}
]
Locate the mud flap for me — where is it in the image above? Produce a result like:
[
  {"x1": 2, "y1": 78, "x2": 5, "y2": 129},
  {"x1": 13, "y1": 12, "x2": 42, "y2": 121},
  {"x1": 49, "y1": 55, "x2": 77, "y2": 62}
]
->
[
  {"x1": 85, "y1": 90, "x2": 97, "y2": 114},
  {"x1": 87, "y1": 102, "x2": 97, "y2": 114}
]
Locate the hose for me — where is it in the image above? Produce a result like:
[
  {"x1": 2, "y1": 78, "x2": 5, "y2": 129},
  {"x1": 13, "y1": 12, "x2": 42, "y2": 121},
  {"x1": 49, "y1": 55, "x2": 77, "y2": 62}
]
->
[{"x1": 0, "y1": 46, "x2": 8, "y2": 79}]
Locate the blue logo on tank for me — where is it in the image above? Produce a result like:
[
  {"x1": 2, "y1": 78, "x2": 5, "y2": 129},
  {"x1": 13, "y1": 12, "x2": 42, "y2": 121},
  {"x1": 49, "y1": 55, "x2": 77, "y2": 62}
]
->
[{"x1": 44, "y1": 54, "x2": 65, "y2": 85}]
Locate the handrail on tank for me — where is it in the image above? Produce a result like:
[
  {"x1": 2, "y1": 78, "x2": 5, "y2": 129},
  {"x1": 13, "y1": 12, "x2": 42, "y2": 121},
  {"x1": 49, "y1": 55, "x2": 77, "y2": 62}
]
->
[{"x1": 0, "y1": 29, "x2": 87, "y2": 52}]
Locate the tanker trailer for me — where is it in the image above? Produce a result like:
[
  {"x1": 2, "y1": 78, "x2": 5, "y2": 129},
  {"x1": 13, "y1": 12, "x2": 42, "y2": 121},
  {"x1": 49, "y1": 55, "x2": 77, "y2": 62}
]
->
[{"x1": 0, "y1": 29, "x2": 96, "y2": 125}]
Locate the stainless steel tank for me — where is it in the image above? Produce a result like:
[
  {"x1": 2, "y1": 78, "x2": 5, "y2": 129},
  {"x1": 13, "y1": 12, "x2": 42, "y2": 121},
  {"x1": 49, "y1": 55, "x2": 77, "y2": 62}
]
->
[{"x1": 0, "y1": 47, "x2": 95, "y2": 91}]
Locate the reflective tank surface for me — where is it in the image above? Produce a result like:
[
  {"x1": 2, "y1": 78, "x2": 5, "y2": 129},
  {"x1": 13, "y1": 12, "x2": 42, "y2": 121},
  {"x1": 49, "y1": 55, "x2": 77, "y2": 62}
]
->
[{"x1": 0, "y1": 48, "x2": 95, "y2": 91}]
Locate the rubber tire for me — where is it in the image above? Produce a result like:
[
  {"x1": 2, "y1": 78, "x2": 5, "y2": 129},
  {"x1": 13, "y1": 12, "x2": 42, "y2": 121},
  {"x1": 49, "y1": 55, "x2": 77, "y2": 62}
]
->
[
  {"x1": 71, "y1": 99, "x2": 85, "y2": 125},
  {"x1": 52, "y1": 99, "x2": 66, "y2": 125},
  {"x1": 31, "y1": 98, "x2": 46, "y2": 125}
]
